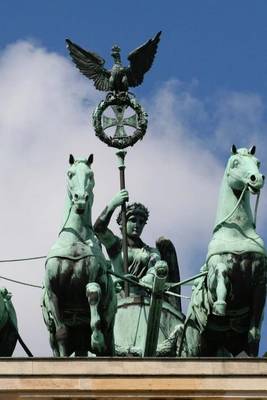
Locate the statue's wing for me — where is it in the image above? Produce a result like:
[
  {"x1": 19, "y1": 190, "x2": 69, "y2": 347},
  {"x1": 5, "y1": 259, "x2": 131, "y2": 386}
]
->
[
  {"x1": 156, "y1": 236, "x2": 181, "y2": 311},
  {"x1": 66, "y1": 39, "x2": 110, "y2": 91},
  {"x1": 126, "y1": 31, "x2": 161, "y2": 87}
]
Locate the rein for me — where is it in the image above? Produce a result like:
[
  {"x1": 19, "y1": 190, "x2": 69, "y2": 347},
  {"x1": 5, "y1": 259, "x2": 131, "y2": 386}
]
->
[
  {"x1": 58, "y1": 204, "x2": 72, "y2": 237},
  {"x1": 213, "y1": 177, "x2": 261, "y2": 233},
  {"x1": 254, "y1": 190, "x2": 260, "y2": 228},
  {"x1": 213, "y1": 183, "x2": 248, "y2": 232}
]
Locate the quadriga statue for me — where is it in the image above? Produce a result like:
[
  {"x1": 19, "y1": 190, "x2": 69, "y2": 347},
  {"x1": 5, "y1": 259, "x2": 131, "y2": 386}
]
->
[
  {"x1": 42, "y1": 155, "x2": 117, "y2": 357},
  {"x1": 180, "y1": 145, "x2": 266, "y2": 357}
]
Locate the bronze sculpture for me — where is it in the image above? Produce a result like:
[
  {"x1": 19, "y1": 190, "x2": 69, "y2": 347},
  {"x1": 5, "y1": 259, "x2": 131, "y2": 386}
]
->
[
  {"x1": 94, "y1": 189, "x2": 183, "y2": 356},
  {"x1": 180, "y1": 146, "x2": 266, "y2": 357},
  {"x1": 42, "y1": 155, "x2": 117, "y2": 356},
  {"x1": 66, "y1": 32, "x2": 161, "y2": 93},
  {"x1": 66, "y1": 32, "x2": 161, "y2": 149},
  {"x1": 0, "y1": 287, "x2": 18, "y2": 356},
  {"x1": 66, "y1": 33, "x2": 162, "y2": 301},
  {"x1": 94, "y1": 189, "x2": 181, "y2": 299}
]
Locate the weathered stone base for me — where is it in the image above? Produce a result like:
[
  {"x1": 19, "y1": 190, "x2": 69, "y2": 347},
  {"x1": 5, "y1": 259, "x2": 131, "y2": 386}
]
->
[{"x1": 0, "y1": 358, "x2": 266, "y2": 399}]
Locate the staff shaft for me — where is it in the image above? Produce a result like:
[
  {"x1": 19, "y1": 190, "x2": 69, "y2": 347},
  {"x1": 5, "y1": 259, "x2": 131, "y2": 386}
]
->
[
  {"x1": 116, "y1": 150, "x2": 129, "y2": 297},
  {"x1": 143, "y1": 266, "x2": 168, "y2": 356}
]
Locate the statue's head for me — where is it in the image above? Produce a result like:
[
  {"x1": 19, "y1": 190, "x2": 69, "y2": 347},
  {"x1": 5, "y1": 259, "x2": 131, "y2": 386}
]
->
[
  {"x1": 117, "y1": 203, "x2": 149, "y2": 238},
  {"x1": 111, "y1": 45, "x2": 121, "y2": 63},
  {"x1": 67, "y1": 154, "x2": 95, "y2": 214},
  {"x1": 226, "y1": 145, "x2": 264, "y2": 194}
]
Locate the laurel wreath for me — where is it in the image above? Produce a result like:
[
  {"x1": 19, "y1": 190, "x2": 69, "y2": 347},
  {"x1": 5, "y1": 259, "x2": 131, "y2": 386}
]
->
[{"x1": 92, "y1": 93, "x2": 148, "y2": 149}]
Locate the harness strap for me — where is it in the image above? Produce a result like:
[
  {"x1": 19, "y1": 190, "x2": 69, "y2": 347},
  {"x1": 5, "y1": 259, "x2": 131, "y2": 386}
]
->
[
  {"x1": 7, "y1": 317, "x2": 33, "y2": 357},
  {"x1": 58, "y1": 205, "x2": 72, "y2": 237},
  {"x1": 213, "y1": 183, "x2": 248, "y2": 233},
  {"x1": 254, "y1": 191, "x2": 260, "y2": 227},
  {"x1": 16, "y1": 330, "x2": 34, "y2": 357}
]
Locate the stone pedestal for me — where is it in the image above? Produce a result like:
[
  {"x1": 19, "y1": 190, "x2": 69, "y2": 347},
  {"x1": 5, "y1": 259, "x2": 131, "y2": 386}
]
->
[{"x1": 0, "y1": 358, "x2": 266, "y2": 399}]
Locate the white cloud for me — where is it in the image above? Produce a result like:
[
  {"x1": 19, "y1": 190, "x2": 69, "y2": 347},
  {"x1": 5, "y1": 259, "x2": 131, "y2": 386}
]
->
[
  {"x1": 0, "y1": 41, "x2": 266, "y2": 356},
  {"x1": 213, "y1": 91, "x2": 267, "y2": 150}
]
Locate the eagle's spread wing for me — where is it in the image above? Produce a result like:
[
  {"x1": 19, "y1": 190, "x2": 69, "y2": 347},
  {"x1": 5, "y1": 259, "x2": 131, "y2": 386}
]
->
[
  {"x1": 126, "y1": 31, "x2": 161, "y2": 88},
  {"x1": 66, "y1": 39, "x2": 111, "y2": 91}
]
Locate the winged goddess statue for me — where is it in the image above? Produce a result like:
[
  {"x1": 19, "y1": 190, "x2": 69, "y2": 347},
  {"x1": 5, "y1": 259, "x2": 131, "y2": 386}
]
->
[{"x1": 66, "y1": 32, "x2": 161, "y2": 94}]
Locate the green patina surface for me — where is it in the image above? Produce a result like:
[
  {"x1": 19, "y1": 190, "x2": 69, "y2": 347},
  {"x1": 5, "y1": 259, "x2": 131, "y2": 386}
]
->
[
  {"x1": 182, "y1": 146, "x2": 267, "y2": 357},
  {"x1": 94, "y1": 190, "x2": 183, "y2": 356},
  {"x1": 0, "y1": 288, "x2": 18, "y2": 356},
  {"x1": 42, "y1": 156, "x2": 117, "y2": 357}
]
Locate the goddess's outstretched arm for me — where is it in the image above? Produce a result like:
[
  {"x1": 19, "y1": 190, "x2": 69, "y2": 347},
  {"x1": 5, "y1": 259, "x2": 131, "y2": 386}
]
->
[{"x1": 94, "y1": 189, "x2": 128, "y2": 250}]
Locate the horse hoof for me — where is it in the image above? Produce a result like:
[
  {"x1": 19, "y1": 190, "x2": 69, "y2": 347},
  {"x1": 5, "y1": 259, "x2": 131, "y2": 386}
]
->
[
  {"x1": 91, "y1": 330, "x2": 106, "y2": 355},
  {"x1": 86, "y1": 282, "x2": 101, "y2": 305},
  {"x1": 213, "y1": 301, "x2": 227, "y2": 316}
]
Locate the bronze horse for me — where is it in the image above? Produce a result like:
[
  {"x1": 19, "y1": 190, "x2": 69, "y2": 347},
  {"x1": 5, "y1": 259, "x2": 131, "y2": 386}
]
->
[
  {"x1": 42, "y1": 155, "x2": 117, "y2": 356},
  {"x1": 181, "y1": 146, "x2": 266, "y2": 357}
]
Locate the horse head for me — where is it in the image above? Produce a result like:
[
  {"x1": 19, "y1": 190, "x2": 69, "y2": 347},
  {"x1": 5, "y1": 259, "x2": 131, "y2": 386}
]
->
[
  {"x1": 226, "y1": 145, "x2": 265, "y2": 194},
  {"x1": 67, "y1": 154, "x2": 94, "y2": 214}
]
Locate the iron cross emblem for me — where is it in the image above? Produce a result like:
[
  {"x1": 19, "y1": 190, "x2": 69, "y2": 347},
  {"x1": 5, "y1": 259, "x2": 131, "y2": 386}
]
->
[{"x1": 102, "y1": 105, "x2": 138, "y2": 138}]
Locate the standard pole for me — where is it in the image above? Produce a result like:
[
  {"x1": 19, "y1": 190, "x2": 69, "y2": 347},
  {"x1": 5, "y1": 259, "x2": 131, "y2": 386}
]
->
[
  {"x1": 143, "y1": 264, "x2": 168, "y2": 356},
  {"x1": 116, "y1": 150, "x2": 129, "y2": 297}
]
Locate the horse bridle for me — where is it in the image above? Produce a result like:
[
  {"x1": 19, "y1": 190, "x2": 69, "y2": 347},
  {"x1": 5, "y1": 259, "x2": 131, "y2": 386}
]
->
[{"x1": 214, "y1": 168, "x2": 261, "y2": 233}]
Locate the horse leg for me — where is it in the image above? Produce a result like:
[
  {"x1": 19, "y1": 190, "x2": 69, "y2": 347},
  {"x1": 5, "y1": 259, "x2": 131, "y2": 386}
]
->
[
  {"x1": 86, "y1": 282, "x2": 106, "y2": 355},
  {"x1": 182, "y1": 320, "x2": 202, "y2": 357},
  {"x1": 44, "y1": 288, "x2": 68, "y2": 357},
  {"x1": 102, "y1": 320, "x2": 115, "y2": 356},
  {"x1": 102, "y1": 274, "x2": 117, "y2": 356},
  {"x1": 247, "y1": 263, "x2": 266, "y2": 356},
  {"x1": 47, "y1": 314, "x2": 60, "y2": 357},
  {"x1": 44, "y1": 260, "x2": 68, "y2": 357},
  {"x1": 47, "y1": 292, "x2": 68, "y2": 357},
  {"x1": 42, "y1": 292, "x2": 60, "y2": 357},
  {"x1": 212, "y1": 262, "x2": 228, "y2": 316}
]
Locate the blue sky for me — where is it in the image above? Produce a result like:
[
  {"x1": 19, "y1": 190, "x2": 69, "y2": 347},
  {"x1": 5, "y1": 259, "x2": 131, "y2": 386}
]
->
[
  {"x1": 1, "y1": 0, "x2": 267, "y2": 99},
  {"x1": 1, "y1": 1, "x2": 267, "y2": 356}
]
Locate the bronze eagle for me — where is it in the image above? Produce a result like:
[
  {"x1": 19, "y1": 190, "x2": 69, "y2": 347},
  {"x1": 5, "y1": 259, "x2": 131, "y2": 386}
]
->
[{"x1": 66, "y1": 32, "x2": 161, "y2": 93}]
